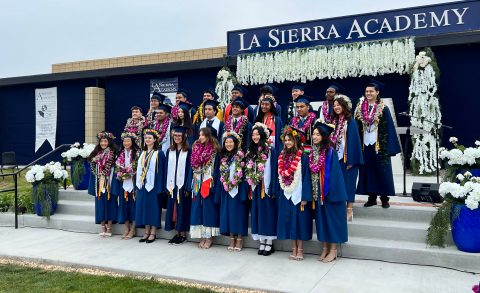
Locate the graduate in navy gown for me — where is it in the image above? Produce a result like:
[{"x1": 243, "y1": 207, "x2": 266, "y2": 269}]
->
[
  {"x1": 286, "y1": 84, "x2": 305, "y2": 125},
  {"x1": 111, "y1": 132, "x2": 140, "y2": 240},
  {"x1": 192, "y1": 89, "x2": 224, "y2": 131},
  {"x1": 224, "y1": 85, "x2": 255, "y2": 124},
  {"x1": 289, "y1": 95, "x2": 317, "y2": 151},
  {"x1": 144, "y1": 92, "x2": 163, "y2": 129},
  {"x1": 135, "y1": 128, "x2": 166, "y2": 243},
  {"x1": 246, "y1": 123, "x2": 280, "y2": 256},
  {"x1": 255, "y1": 84, "x2": 282, "y2": 121},
  {"x1": 224, "y1": 96, "x2": 252, "y2": 151},
  {"x1": 254, "y1": 93, "x2": 283, "y2": 155},
  {"x1": 164, "y1": 126, "x2": 193, "y2": 245},
  {"x1": 310, "y1": 121, "x2": 348, "y2": 263},
  {"x1": 87, "y1": 131, "x2": 119, "y2": 237},
  {"x1": 172, "y1": 88, "x2": 196, "y2": 122},
  {"x1": 216, "y1": 131, "x2": 249, "y2": 251},
  {"x1": 354, "y1": 80, "x2": 401, "y2": 208},
  {"x1": 151, "y1": 102, "x2": 172, "y2": 155},
  {"x1": 277, "y1": 126, "x2": 313, "y2": 261},
  {"x1": 330, "y1": 95, "x2": 364, "y2": 221},
  {"x1": 318, "y1": 82, "x2": 344, "y2": 124},
  {"x1": 196, "y1": 99, "x2": 224, "y2": 142},
  {"x1": 190, "y1": 126, "x2": 222, "y2": 249},
  {"x1": 173, "y1": 101, "x2": 195, "y2": 147}
]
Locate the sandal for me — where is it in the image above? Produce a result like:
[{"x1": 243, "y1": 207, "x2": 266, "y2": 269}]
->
[
  {"x1": 289, "y1": 247, "x2": 297, "y2": 260},
  {"x1": 228, "y1": 237, "x2": 235, "y2": 251},
  {"x1": 203, "y1": 238, "x2": 213, "y2": 249},
  {"x1": 105, "y1": 227, "x2": 113, "y2": 237},
  {"x1": 99, "y1": 225, "x2": 106, "y2": 237},
  {"x1": 198, "y1": 238, "x2": 206, "y2": 248},
  {"x1": 347, "y1": 208, "x2": 353, "y2": 222},
  {"x1": 139, "y1": 233, "x2": 149, "y2": 243},
  {"x1": 121, "y1": 228, "x2": 129, "y2": 239},
  {"x1": 318, "y1": 248, "x2": 328, "y2": 261},
  {"x1": 296, "y1": 248, "x2": 304, "y2": 261},
  {"x1": 322, "y1": 249, "x2": 337, "y2": 263},
  {"x1": 124, "y1": 228, "x2": 136, "y2": 240},
  {"x1": 234, "y1": 238, "x2": 243, "y2": 251}
]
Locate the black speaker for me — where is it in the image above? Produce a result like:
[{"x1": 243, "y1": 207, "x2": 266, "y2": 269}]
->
[{"x1": 411, "y1": 182, "x2": 443, "y2": 203}]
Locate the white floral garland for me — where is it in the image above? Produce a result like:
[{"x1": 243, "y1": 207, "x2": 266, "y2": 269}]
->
[
  {"x1": 278, "y1": 160, "x2": 302, "y2": 194},
  {"x1": 215, "y1": 67, "x2": 235, "y2": 108},
  {"x1": 408, "y1": 51, "x2": 442, "y2": 174},
  {"x1": 236, "y1": 38, "x2": 415, "y2": 85}
]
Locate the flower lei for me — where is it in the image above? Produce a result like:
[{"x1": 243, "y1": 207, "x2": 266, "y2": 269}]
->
[
  {"x1": 291, "y1": 112, "x2": 316, "y2": 133},
  {"x1": 115, "y1": 150, "x2": 137, "y2": 181},
  {"x1": 309, "y1": 145, "x2": 327, "y2": 202},
  {"x1": 219, "y1": 150, "x2": 245, "y2": 192},
  {"x1": 245, "y1": 141, "x2": 272, "y2": 187},
  {"x1": 91, "y1": 147, "x2": 115, "y2": 178},
  {"x1": 124, "y1": 117, "x2": 145, "y2": 136},
  {"x1": 354, "y1": 97, "x2": 384, "y2": 132},
  {"x1": 278, "y1": 149, "x2": 303, "y2": 193},
  {"x1": 330, "y1": 114, "x2": 347, "y2": 150},
  {"x1": 225, "y1": 115, "x2": 248, "y2": 135},
  {"x1": 321, "y1": 101, "x2": 333, "y2": 123},
  {"x1": 191, "y1": 142, "x2": 216, "y2": 172},
  {"x1": 153, "y1": 117, "x2": 170, "y2": 143}
]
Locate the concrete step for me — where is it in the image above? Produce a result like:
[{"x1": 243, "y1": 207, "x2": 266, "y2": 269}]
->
[
  {"x1": 58, "y1": 189, "x2": 93, "y2": 202},
  {"x1": 56, "y1": 200, "x2": 95, "y2": 216},
  {"x1": 352, "y1": 202, "x2": 436, "y2": 223}
]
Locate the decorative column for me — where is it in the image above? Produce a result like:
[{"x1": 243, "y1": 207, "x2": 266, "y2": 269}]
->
[{"x1": 85, "y1": 87, "x2": 105, "y2": 144}]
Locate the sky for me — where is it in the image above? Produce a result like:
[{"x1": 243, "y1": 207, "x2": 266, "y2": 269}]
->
[{"x1": 0, "y1": 0, "x2": 456, "y2": 78}]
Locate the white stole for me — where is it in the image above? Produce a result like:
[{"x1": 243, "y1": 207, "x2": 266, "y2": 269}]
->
[
  {"x1": 228, "y1": 161, "x2": 239, "y2": 198},
  {"x1": 337, "y1": 123, "x2": 347, "y2": 160},
  {"x1": 122, "y1": 149, "x2": 134, "y2": 193},
  {"x1": 363, "y1": 105, "x2": 377, "y2": 146},
  {"x1": 283, "y1": 163, "x2": 303, "y2": 205},
  {"x1": 166, "y1": 150, "x2": 188, "y2": 194},
  {"x1": 200, "y1": 117, "x2": 221, "y2": 133},
  {"x1": 161, "y1": 122, "x2": 171, "y2": 154},
  {"x1": 136, "y1": 150, "x2": 158, "y2": 192}
]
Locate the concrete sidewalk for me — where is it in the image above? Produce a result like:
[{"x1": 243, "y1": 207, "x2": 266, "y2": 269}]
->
[{"x1": 0, "y1": 227, "x2": 477, "y2": 293}]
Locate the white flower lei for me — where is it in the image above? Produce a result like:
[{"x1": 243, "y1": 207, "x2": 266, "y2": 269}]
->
[
  {"x1": 408, "y1": 51, "x2": 442, "y2": 174},
  {"x1": 236, "y1": 38, "x2": 415, "y2": 85},
  {"x1": 278, "y1": 160, "x2": 302, "y2": 194}
]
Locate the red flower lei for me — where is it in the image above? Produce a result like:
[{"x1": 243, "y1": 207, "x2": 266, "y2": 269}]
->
[
  {"x1": 191, "y1": 142, "x2": 215, "y2": 170},
  {"x1": 278, "y1": 149, "x2": 302, "y2": 186},
  {"x1": 91, "y1": 147, "x2": 115, "y2": 178},
  {"x1": 321, "y1": 101, "x2": 333, "y2": 123},
  {"x1": 225, "y1": 115, "x2": 248, "y2": 134},
  {"x1": 153, "y1": 117, "x2": 170, "y2": 143},
  {"x1": 291, "y1": 112, "x2": 316, "y2": 132}
]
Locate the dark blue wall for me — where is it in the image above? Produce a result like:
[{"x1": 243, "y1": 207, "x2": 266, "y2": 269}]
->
[
  {"x1": 0, "y1": 79, "x2": 96, "y2": 164},
  {"x1": 1, "y1": 43, "x2": 479, "y2": 164}
]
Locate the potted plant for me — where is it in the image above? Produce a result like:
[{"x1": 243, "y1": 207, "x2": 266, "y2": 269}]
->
[
  {"x1": 61, "y1": 142, "x2": 95, "y2": 190},
  {"x1": 427, "y1": 171, "x2": 480, "y2": 252},
  {"x1": 439, "y1": 137, "x2": 480, "y2": 181},
  {"x1": 25, "y1": 162, "x2": 68, "y2": 218}
]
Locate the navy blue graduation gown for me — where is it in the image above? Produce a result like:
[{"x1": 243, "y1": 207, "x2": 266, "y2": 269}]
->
[
  {"x1": 135, "y1": 151, "x2": 166, "y2": 228},
  {"x1": 277, "y1": 154, "x2": 313, "y2": 241},
  {"x1": 291, "y1": 114, "x2": 316, "y2": 147},
  {"x1": 217, "y1": 174, "x2": 249, "y2": 236},
  {"x1": 164, "y1": 149, "x2": 193, "y2": 233},
  {"x1": 356, "y1": 106, "x2": 401, "y2": 196},
  {"x1": 250, "y1": 148, "x2": 280, "y2": 238},
  {"x1": 314, "y1": 149, "x2": 348, "y2": 243},
  {"x1": 194, "y1": 121, "x2": 224, "y2": 143},
  {"x1": 340, "y1": 119, "x2": 364, "y2": 203},
  {"x1": 190, "y1": 155, "x2": 221, "y2": 229},
  {"x1": 111, "y1": 172, "x2": 136, "y2": 224},
  {"x1": 88, "y1": 172, "x2": 118, "y2": 224}
]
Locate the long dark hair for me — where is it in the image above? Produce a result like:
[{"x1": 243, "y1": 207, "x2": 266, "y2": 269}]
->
[
  {"x1": 194, "y1": 127, "x2": 221, "y2": 154},
  {"x1": 88, "y1": 138, "x2": 119, "y2": 161},
  {"x1": 331, "y1": 98, "x2": 352, "y2": 121},
  {"x1": 119, "y1": 137, "x2": 140, "y2": 160},
  {"x1": 282, "y1": 133, "x2": 302, "y2": 154},
  {"x1": 254, "y1": 98, "x2": 277, "y2": 123},
  {"x1": 170, "y1": 132, "x2": 190, "y2": 152},
  {"x1": 221, "y1": 135, "x2": 240, "y2": 160},
  {"x1": 247, "y1": 127, "x2": 269, "y2": 160},
  {"x1": 142, "y1": 133, "x2": 160, "y2": 151},
  {"x1": 175, "y1": 108, "x2": 194, "y2": 136},
  {"x1": 313, "y1": 127, "x2": 333, "y2": 150}
]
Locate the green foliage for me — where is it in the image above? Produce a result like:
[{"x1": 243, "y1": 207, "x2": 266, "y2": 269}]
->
[
  {"x1": 32, "y1": 182, "x2": 59, "y2": 219},
  {"x1": 0, "y1": 264, "x2": 214, "y2": 293},
  {"x1": 426, "y1": 200, "x2": 453, "y2": 247},
  {"x1": 71, "y1": 158, "x2": 86, "y2": 188}
]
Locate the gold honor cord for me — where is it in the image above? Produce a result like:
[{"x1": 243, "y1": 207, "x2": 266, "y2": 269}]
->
[{"x1": 140, "y1": 150, "x2": 155, "y2": 185}]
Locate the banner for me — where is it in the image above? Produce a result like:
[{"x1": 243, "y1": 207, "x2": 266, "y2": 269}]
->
[
  {"x1": 150, "y1": 78, "x2": 178, "y2": 106},
  {"x1": 35, "y1": 87, "x2": 57, "y2": 152},
  {"x1": 227, "y1": 0, "x2": 479, "y2": 55}
]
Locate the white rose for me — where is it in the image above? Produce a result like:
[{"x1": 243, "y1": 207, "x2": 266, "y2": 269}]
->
[
  {"x1": 449, "y1": 137, "x2": 458, "y2": 144},
  {"x1": 456, "y1": 174, "x2": 465, "y2": 181},
  {"x1": 464, "y1": 171, "x2": 472, "y2": 178}
]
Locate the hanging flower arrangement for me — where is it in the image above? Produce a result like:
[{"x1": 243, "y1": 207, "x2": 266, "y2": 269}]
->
[
  {"x1": 236, "y1": 37, "x2": 415, "y2": 85},
  {"x1": 215, "y1": 67, "x2": 237, "y2": 108}
]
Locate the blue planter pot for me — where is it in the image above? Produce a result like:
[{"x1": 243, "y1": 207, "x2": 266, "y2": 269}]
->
[
  {"x1": 451, "y1": 204, "x2": 480, "y2": 253},
  {"x1": 32, "y1": 183, "x2": 58, "y2": 217},
  {"x1": 71, "y1": 160, "x2": 91, "y2": 190},
  {"x1": 34, "y1": 201, "x2": 57, "y2": 217}
]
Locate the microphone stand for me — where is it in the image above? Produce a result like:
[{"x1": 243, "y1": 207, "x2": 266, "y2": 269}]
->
[{"x1": 398, "y1": 112, "x2": 452, "y2": 195}]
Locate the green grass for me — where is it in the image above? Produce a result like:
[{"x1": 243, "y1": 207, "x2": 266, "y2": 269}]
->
[{"x1": 0, "y1": 263, "x2": 215, "y2": 293}]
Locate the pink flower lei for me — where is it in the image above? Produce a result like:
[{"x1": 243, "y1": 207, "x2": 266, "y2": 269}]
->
[
  {"x1": 91, "y1": 147, "x2": 115, "y2": 177},
  {"x1": 191, "y1": 142, "x2": 215, "y2": 171},
  {"x1": 245, "y1": 141, "x2": 271, "y2": 186},
  {"x1": 354, "y1": 97, "x2": 384, "y2": 130},
  {"x1": 309, "y1": 145, "x2": 327, "y2": 174},
  {"x1": 330, "y1": 114, "x2": 347, "y2": 149},
  {"x1": 153, "y1": 117, "x2": 170, "y2": 143},
  {"x1": 115, "y1": 150, "x2": 137, "y2": 181},
  {"x1": 225, "y1": 115, "x2": 248, "y2": 134},
  {"x1": 219, "y1": 150, "x2": 245, "y2": 192},
  {"x1": 291, "y1": 112, "x2": 316, "y2": 132},
  {"x1": 321, "y1": 101, "x2": 333, "y2": 123}
]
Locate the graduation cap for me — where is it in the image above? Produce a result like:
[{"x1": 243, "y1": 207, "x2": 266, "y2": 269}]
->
[
  {"x1": 231, "y1": 96, "x2": 249, "y2": 109},
  {"x1": 172, "y1": 125, "x2": 189, "y2": 134},
  {"x1": 158, "y1": 103, "x2": 172, "y2": 113},
  {"x1": 151, "y1": 92, "x2": 167, "y2": 102},
  {"x1": 313, "y1": 121, "x2": 335, "y2": 136},
  {"x1": 327, "y1": 81, "x2": 345, "y2": 94},
  {"x1": 294, "y1": 95, "x2": 312, "y2": 104},
  {"x1": 203, "y1": 88, "x2": 219, "y2": 100},
  {"x1": 232, "y1": 84, "x2": 248, "y2": 96},
  {"x1": 176, "y1": 88, "x2": 191, "y2": 98},
  {"x1": 292, "y1": 84, "x2": 305, "y2": 91},
  {"x1": 204, "y1": 99, "x2": 220, "y2": 109},
  {"x1": 260, "y1": 84, "x2": 278, "y2": 96},
  {"x1": 366, "y1": 79, "x2": 385, "y2": 91},
  {"x1": 178, "y1": 101, "x2": 193, "y2": 112}
]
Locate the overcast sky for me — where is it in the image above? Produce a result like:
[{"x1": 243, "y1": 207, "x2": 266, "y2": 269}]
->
[{"x1": 0, "y1": 0, "x2": 455, "y2": 78}]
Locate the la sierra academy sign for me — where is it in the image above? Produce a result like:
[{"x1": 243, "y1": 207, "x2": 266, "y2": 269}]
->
[{"x1": 227, "y1": 0, "x2": 480, "y2": 55}]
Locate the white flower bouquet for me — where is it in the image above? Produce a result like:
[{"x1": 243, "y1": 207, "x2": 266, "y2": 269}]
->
[
  {"x1": 439, "y1": 138, "x2": 480, "y2": 181},
  {"x1": 61, "y1": 142, "x2": 95, "y2": 189}
]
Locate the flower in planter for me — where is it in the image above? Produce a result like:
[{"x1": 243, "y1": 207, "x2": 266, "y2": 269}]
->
[{"x1": 449, "y1": 137, "x2": 458, "y2": 144}]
